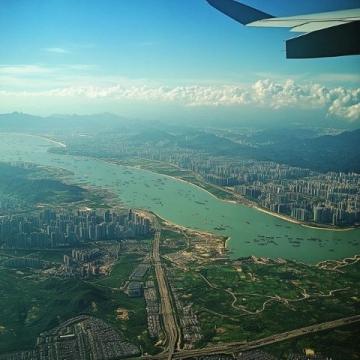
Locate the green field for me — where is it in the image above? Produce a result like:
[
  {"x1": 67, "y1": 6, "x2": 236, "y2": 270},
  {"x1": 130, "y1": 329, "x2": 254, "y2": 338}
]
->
[
  {"x1": 168, "y1": 259, "x2": 360, "y2": 353},
  {"x1": 0, "y1": 249, "x2": 72, "y2": 264},
  {"x1": 264, "y1": 323, "x2": 360, "y2": 360},
  {"x1": 91, "y1": 253, "x2": 142, "y2": 288}
]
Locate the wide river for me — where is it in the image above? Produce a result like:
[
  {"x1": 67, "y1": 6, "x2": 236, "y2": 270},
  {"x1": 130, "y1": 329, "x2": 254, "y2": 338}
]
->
[{"x1": 1, "y1": 133, "x2": 359, "y2": 263}]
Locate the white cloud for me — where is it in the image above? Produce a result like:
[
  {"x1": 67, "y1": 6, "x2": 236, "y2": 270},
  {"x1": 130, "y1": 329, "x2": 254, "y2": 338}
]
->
[
  {"x1": 0, "y1": 78, "x2": 359, "y2": 121},
  {"x1": 44, "y1": 47, "x2": 70, "y2": 54},
  {"x1": 0, "y1": 65, "x2": 53, "y2": 75},
  {"x1": 327, "y1": 87, "x2": 360, "y2": 120}
]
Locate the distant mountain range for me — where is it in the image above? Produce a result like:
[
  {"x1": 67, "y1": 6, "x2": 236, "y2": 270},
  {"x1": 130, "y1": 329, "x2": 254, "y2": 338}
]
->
[
  {"x1": 120, "y1": 125, "x2": 360, "y2": 173},
  {"x1": 0, "y1": 112, "x2": 128, "y2": 133},
  {"x1": 258, "y1": 129, "x2": 360, "y2": 173},
  {"x1": 0, "y1": 112, "x2": 359, "y2": 173}
]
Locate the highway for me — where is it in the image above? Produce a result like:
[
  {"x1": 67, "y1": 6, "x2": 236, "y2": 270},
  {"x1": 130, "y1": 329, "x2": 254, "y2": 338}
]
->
[
  {"x1": 152, "y1": 229, "x2": 180, "y2": 360},
  {"x1": 144, "y1": 314, "x2": 360, "y2": 359},
  {"x1": 148, "y1": 220, "x2": 359, "y2": 360}
]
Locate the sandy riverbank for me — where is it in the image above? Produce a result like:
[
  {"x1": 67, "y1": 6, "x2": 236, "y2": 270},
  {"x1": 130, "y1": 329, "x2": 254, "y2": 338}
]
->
[
  {"x1": 112, "y1": 159, "x2": 227, "y2": 203},
  {"x1": 130, "y1": 162, "x2": 357, "y2": 232},
  {"x1": 254, "y1": 206, "x2": 356, "y2": 232},
  {"x1": 62, "y1": 156, "x2": 357, "y2": 233},
  {"x1": 0, "y1": 132, "x2": 67, "y2": 148},
  {"x1": 32, "y1": 134, "x2": 67, "y2": 148},
  {"x1": 163, "y1": 174, "x2": 356, "y2": 232}
]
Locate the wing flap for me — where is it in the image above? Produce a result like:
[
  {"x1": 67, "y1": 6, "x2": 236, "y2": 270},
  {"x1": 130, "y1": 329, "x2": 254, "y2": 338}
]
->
[
  {"x1": 290, "y1": 21, "x2": 347, "y2": 33},
  {"x1": 248, "y1": 8, "x2": 360, "y2": 30},
  {"x1": 248, "y1": 19, "x2": 308, "y2": 28},
  {"x1": 207, "y1": 1, "x2": 360, "y2": 58},
  {"x1": 287, "y1": 21, "x2": 360, "y2": 58}
]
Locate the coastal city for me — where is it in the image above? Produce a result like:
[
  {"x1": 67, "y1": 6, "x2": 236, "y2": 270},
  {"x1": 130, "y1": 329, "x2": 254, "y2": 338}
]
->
[
  {"x1": 59, "y1": 139, "x2": 360, "y2": 228},
  {"x1": 0, "y1": 208, "x2": 152, "y2": 249},
  {"x1": 0, "y1": 157, "x2": 359, "y2": 359},
  {"x1": 2, "y1": 0, "x2": 360, "y2": 357}
]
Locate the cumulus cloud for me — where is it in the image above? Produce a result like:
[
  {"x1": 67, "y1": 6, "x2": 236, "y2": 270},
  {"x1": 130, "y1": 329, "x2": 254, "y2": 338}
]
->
[
  {"x1": 1, "y1": 79, "x2": 359, "y2": 121},
  {"x1": 250, "y1": 80, "x2": 360, "y2": 121},
  {"x1": 326, "y1": 87, "x2": 360, "y2": 121}
]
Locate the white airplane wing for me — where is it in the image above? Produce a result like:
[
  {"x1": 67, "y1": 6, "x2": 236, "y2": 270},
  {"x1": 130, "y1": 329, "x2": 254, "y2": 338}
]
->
[{"x1": 207, "y1": 0, "x2": 360, "y2": 58}]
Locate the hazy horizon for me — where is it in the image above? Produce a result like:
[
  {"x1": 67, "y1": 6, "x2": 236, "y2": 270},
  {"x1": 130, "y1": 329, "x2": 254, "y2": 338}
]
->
[{"x1": 1, "y1": 0, "x2": 359, "y2": 127}]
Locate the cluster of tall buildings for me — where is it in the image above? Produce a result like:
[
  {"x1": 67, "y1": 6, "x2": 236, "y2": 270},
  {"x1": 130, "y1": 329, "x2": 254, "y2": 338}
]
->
[
  {"x1": 63, "y1": 246, "x2": 120, "y2": 278},
  {"x1": 143, "y1": 149, "x2": 360, "y2": 226},
  {"x1": 235, "y1": 172, "x2": 360, "y2": 225},
  {"x1": 0, "y1": 208, "x2": 152, "y2": 250},
  {"x1": 128, "y1": 148, "x2": 360, "y2": 226},
  {"x1": 63, "y1": 139, "x2": 360, "y2": 226}
]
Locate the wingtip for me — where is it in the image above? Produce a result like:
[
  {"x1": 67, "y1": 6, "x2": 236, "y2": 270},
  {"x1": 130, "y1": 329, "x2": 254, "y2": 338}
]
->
[{"x1": 206, "y1": 0, "x2": 273, "y2": 25}]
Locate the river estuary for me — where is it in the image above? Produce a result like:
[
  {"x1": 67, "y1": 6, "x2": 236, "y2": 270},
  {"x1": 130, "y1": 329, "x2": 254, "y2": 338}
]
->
[{"x1": 1, "y1": 133, "x2": 359, "y2": 263}]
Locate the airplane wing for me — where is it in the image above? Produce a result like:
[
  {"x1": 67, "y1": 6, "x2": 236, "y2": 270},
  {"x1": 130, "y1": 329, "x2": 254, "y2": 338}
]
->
[{"x1": 207, "y1": 0, "x2": 360, "y2": 58}]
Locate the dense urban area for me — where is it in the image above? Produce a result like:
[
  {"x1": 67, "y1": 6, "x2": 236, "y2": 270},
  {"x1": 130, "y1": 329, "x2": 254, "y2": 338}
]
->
[
  {"x1": 0, "y1": 123, "x2": 359, "y2": 359},
  {"x1": 57, "y1": 131, "x2": 360, "y2": 228},
  {"x1": 0, "y1": 208, "x2": 151, "y2": 250},
  {"x1": 1, "y1": 0, "x2": 360, "y2": 356},
  {"x1": 0, "y1": 174, "x2": 359, "y2": 359}
]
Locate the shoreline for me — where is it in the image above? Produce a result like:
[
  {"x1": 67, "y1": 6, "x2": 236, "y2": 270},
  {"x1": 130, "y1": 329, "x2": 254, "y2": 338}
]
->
[
  {"x1": 108, "y1": 159, "x2": 357, "y2": 232},
  {"x1": 152, "y1": 211, "x2": 228, "y2": 240},
  {"x1": 0, "y1": 132, "x2": 67, "y2": 148},
  {"x1": 144, "y1": 210, "x2": 359, "y2": 267},
  {"x1": 5, "y1": 136, "x2": 353, "y2": 234},
  {"x1": 112, "y1": 159, "x2": 226, "y2": 203},
  {"x1": 1, "y1": 134, "x2": 358, "y2": 266},
  {"x1": 254, "y1": 206, "x2": 356, "y2": 232}
]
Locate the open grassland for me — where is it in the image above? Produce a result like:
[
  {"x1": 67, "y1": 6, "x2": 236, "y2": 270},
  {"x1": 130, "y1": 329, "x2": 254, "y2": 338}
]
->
[
  {"x1": 169, "y1": 259, "x2": 360, "y2": 347},
  {"x1": 0, "y1": 248, "x2": 72, "y2": 264},
  {"x1": 264, "y1": 323, "x2": 360, "y2": 360},
  {"x1": 90, "y1": 253, "x2": 142, "y2": 289}
]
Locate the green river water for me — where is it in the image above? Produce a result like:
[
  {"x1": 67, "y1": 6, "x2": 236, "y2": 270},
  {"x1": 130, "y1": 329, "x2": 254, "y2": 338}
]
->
[{"x1": 0, "y1": 133, "x2": 359, "y2": 263}]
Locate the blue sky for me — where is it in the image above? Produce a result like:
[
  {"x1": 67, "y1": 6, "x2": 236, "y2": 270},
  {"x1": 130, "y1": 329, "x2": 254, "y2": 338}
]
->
[{"x1": 0, "y1": 0, "x2": 359, "y2": 125}]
